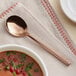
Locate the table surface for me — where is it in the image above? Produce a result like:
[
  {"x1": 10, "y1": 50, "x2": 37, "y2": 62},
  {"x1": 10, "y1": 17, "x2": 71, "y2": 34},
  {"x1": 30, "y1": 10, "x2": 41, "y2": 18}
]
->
[{"x1": 1, "y1": 0, "x2": 76, "y2": 76}]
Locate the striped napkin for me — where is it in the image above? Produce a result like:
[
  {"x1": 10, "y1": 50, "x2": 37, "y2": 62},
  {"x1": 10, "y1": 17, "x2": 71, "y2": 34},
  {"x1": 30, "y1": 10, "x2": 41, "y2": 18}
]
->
[
  {"x1": 0, "y1": 0, "x2": 76, "y2": 60},
  {"x1": 41, "y1": 0, "x2": 76, "y2": 55}
]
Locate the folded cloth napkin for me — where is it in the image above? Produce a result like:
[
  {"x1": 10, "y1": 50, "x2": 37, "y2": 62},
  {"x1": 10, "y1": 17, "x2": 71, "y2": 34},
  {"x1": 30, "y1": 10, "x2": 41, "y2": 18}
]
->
[
  {"x1": 13, "y1": 0, "x2": 76, "y2": 56},
  {"x1": 0, "y1": 0, "x2": 71, "y2": 56},
  {"x1": 0, "y1": 0, "x2": 76, "y2": 76},
  {"x1": 0, "y1": 0, "x2": 76, "y2": 60},
  {"x1": 41, "y1": 0, "x2": 76, "y2": 55}
]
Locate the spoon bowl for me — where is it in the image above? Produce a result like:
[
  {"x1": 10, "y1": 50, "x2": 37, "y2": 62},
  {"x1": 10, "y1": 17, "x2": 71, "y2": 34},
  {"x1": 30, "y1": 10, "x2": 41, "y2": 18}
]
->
[
  {"x1": 6, "y1": 15, "x2": 28, "y2": 37},
  {"x1": 6, "y1": 15, "x2": 71, "y2": 66}
]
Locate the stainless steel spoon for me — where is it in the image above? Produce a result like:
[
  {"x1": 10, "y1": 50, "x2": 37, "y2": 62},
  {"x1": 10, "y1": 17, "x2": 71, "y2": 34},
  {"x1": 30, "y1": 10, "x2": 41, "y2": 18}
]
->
[{"x1": 6, "y1": 15, "x2": 71, "y2": 66}]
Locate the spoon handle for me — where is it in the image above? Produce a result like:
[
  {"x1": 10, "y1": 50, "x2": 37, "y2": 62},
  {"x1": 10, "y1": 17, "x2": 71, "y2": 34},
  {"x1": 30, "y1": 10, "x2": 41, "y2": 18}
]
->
[{"x1": 28, "y1": 34, "x2": 71, "y2": 66}]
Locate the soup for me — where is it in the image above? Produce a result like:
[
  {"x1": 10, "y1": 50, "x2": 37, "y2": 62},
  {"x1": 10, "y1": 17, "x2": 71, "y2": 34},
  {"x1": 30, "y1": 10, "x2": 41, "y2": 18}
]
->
[{"x1": 0, "y1": 51, "x2": 43, "y2": 76}]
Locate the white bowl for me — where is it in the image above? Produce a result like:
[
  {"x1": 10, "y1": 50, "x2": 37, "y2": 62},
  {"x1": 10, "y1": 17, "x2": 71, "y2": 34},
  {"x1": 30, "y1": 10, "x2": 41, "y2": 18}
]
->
[
  {"x1": 0, "y1": 44, "x2": 48, "y2": 76},
  {"x1": 60, "y1": 0, "x2": 76, "y2": 22}
]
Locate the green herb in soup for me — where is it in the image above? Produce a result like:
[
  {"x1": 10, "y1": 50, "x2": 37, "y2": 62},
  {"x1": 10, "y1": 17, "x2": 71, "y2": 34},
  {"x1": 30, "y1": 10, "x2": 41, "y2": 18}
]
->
[
  {"x1": 0, "y1": 51, "x2": 43, "y2": 76},
  {"x1": 0, "y1": 58, "x2": 5, "y2": 63},
  {"x1": 25, "y1": 62, "x2": 34, "y2": 72}
]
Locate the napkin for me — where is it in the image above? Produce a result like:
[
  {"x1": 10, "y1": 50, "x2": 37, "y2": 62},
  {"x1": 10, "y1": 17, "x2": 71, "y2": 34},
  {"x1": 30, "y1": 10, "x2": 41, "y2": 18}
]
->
[
  {"x1": 14, "y1": 0, "x2": 76, "y2": 56},
  {"x1": 0, "y1": 0, "x2": 76, "y2": 60},
  {"x1": 41, "y1": 0, "x2": 76, "y2": 55}
]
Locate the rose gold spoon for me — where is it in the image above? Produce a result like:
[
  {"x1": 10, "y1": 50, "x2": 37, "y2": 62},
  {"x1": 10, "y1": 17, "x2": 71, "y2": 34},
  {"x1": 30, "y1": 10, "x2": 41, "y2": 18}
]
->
[{"x1": 6, "y1": 15, "x2": 71, "y2": 66}]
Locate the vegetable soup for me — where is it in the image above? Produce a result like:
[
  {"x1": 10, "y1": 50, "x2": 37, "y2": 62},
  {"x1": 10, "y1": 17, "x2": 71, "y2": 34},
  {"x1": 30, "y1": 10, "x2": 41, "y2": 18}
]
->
[{"x1": 0, "y1": 51, "x2": 43, "y2": 76}]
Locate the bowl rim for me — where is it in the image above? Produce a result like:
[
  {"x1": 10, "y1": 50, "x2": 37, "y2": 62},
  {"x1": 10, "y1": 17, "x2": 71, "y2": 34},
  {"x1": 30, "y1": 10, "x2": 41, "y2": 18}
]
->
[
  {"x1": 60, "y1": 0, "x2": 76, "y2": 22},
  {"x1": 0, "y1": 44, "x2": 48, "y2": 76}
]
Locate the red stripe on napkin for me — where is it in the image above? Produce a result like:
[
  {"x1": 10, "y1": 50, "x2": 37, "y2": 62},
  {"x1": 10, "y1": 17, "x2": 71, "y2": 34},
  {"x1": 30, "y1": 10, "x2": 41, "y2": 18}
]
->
[
  {"x1": 0, "y1": 2, "x2": 18, "y2": 19},
  {"x1": 41, "y1": 0, "x2": 76, "y2": 55}
]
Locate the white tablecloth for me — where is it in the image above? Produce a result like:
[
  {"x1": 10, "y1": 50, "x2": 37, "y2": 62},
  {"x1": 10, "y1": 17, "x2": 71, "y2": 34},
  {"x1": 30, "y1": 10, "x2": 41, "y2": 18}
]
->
[{"x1": 0, "y1": 0, "x2": 76, "y2": 76}]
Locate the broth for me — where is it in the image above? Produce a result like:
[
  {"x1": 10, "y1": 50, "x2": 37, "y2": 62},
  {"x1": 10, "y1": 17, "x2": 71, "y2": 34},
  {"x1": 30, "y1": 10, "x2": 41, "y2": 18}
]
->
[{"x1": 0, "y1": 50, "x2": 43, "y2": 76}]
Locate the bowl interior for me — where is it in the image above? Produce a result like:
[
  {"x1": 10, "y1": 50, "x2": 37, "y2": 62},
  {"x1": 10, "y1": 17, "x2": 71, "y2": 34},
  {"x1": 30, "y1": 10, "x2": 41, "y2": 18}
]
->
[{"x1": 0, "y1": 44, "x2": 48, "y2": 76}]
